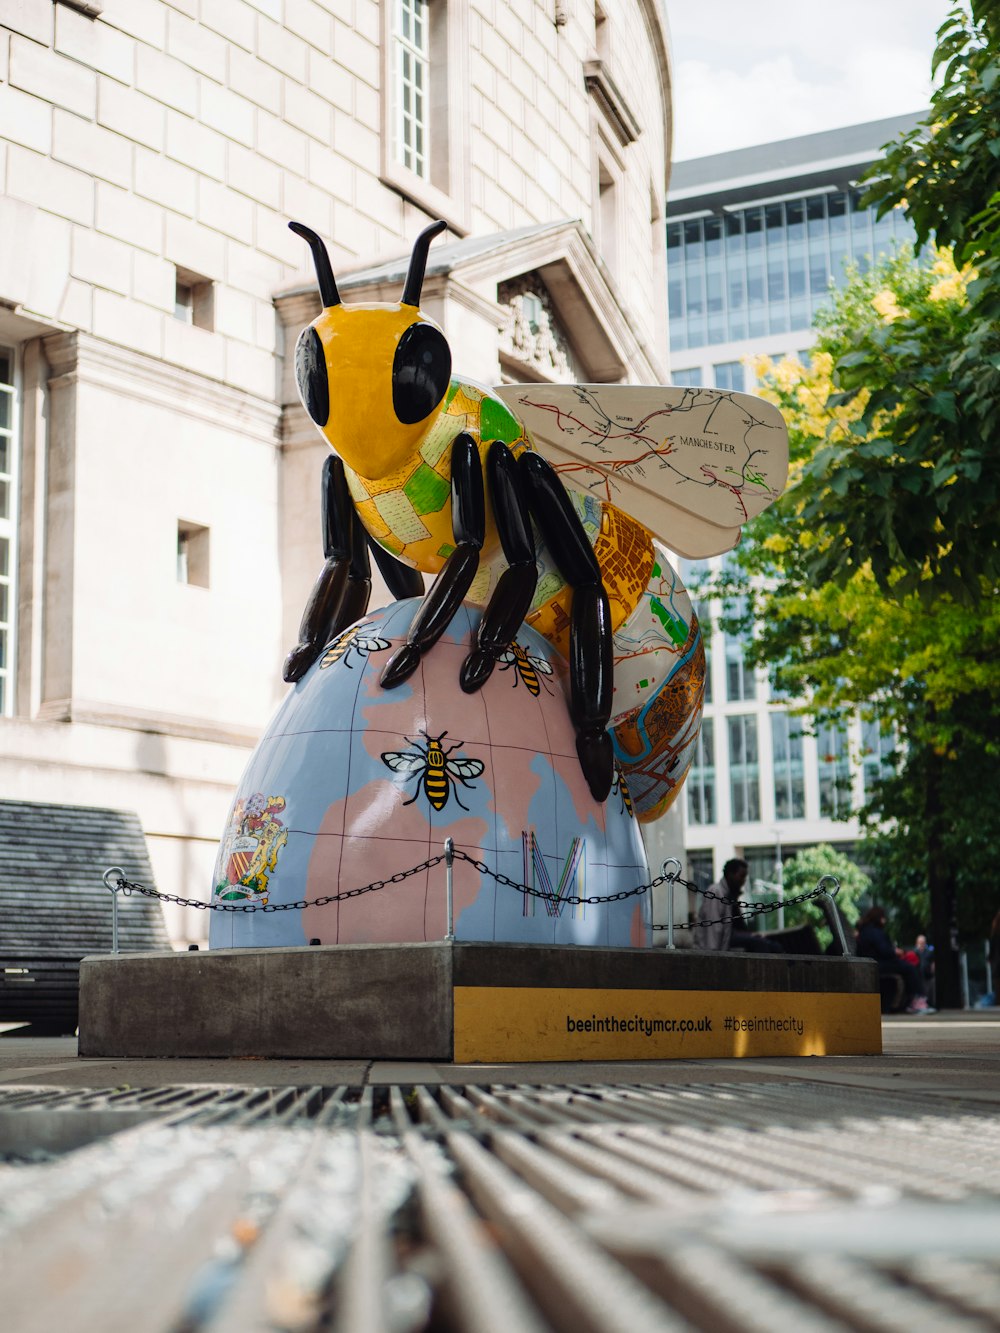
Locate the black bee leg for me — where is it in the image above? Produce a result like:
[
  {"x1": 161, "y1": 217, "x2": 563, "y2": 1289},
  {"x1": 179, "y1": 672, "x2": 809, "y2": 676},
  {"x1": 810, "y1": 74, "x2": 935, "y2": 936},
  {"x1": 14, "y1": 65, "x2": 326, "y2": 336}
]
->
[
  {"x1": 520, "y1": 452, "x2": 614, "y2": 802},
  {"x1": 283, "y1": 455, "x2": 354, "y2": 683},
  {"x1": 367, "y1": 533, "x2": 425, "y2": 602},
  {"x1": 381, "y1": 432, "x2": 484, "y2": 688},
  {"x1": 331, "y1": 508, "x2": 374, "y2": 630},
  {"x1": 460, "y1": 440, "x2": 537, "y2": 692}
]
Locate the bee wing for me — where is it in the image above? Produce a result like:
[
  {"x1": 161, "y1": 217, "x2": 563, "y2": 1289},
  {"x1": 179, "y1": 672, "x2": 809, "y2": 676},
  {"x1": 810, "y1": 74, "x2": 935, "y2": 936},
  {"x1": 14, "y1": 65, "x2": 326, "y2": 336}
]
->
[
  {"x1": 528, "y1": 655, "x2": 554, "y2": 674},
  {"x1": 357, "y1": 635, "x2": 391, "y2": 652},
  {"x1": 494, "y1": 384, "x2": 788, "y2": 557},
  {"x1": 498, "y1": 648, "x2": 517, "y2": 665},
  {"x1": 446, "y1": 758, "x2": 485, "y2": 779},
  {"x1": 382, "y1": 752, "x2": 426, "y2": 774}
]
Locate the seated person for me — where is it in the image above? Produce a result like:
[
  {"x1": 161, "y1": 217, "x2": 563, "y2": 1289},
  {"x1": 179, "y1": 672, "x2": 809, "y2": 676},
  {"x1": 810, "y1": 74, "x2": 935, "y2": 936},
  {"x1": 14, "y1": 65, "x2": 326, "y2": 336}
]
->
[
  {"x1": 856, "y1": 907, "x2": 934, "y2": 1014},
  {"x1": 695, "y1": 858, "x2": 785, "y2": 953}
]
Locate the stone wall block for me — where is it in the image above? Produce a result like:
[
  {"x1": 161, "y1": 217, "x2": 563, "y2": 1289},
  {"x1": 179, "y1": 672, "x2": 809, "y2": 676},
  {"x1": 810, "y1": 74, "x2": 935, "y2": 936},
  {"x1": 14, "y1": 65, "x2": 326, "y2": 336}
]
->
[
  {"x1": 92, "y1": 286, "x2": 164, "y2": 358},
  {"x1": 201, "y1": 0, "x2": 255, "y2": 53},
  {"x1": 255, "y1": 14, "x2": 308, "y2": 83},
  {"x1": 198, "y1": 77, "x2": 254, "y2": 147},
  {"x1": 228, "y1": 140, "x2": 282, "y2": 208},
  {"x1": 197, "y1": 177, "x2": 255, "y2": 245},
  {"x1": 7, "y1": 143, "x2": 94, "y2": 227},
  {"x1": 55, "y1": 4, "x2": 134, "y2": 85},
  {"x1": 10, "y1": 34, "x2": 97, "y2": 118},
  {"x1": 255, "y1": 110, "x2": 308, "y2": 176},
  {"x1": 135, "y1": 43, "x2": 198, "y2": 117},
  {"x1": 284, "y1": 0, "x2": 333, "y2": 54},
  {"x1": 166, "y1": 9, "x2": 227, "y2": 82},
  {"x1": 165, "y1": 212, "x2": 226, "y2": 281},
  {"x1": 227, "y1": 43, "x2": 281, "y2": 113},
  {"x1": 0, "y1": 82, "x2": 53, "y2": 155},
  {"x1": 98, "y1": 77, "x2": 166, "y2": 151},
  {"x1": 95, "y1": 181, "x2": 163, "y2": 253},
  {"x1": 132, "y1": 249, "x2": 176, "y2": 312},
  {"x1": 0, "y1": 0, "x2": 52, "y2": 45},
  {"x1": 71, "y1": 224, "x2": 132, "y2": 296},
  {"x1": 134, "y1": 145, "x2": 197, "y2": 216},
  {"x1": 166, "y1": 108, "x2": 227, "y2": 180},
  {"x1": 99, "y1": 0, "x2": 167, "y2": 48},
  {"x1": 53, "y1": 107, "x2": 132, "y2": 191}
]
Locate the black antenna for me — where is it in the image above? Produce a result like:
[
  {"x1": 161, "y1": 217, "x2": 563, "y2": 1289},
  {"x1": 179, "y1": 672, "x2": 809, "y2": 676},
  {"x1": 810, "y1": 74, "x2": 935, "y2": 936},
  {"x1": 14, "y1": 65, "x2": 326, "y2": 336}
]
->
[
  {"x1": 289, "y1": 221, "x2": 341, "y2": 308},
  {"x1": 401, "y1": 220, "x2": 447, "y2": 307}
]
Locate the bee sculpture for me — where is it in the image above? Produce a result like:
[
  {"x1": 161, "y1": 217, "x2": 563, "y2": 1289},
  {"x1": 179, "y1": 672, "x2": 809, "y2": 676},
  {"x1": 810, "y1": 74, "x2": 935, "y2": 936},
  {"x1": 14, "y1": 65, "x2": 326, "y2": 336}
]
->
[{"x1": 286, "y1": 220, "x2": 788, "y2": 817}]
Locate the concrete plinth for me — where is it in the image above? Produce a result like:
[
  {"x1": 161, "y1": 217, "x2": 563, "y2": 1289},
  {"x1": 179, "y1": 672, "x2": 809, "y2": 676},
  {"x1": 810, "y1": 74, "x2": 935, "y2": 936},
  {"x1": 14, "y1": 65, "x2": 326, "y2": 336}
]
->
[{"x1": 79, "y1": 943, "x2": 882, "y2": 1062}]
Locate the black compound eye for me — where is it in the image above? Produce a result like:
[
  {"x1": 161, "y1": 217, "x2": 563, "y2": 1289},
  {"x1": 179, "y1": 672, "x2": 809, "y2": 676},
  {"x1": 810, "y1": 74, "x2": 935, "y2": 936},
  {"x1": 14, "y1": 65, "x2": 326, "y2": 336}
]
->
[
  {"x1": 392, "y1": 323, "x2": 451, "y2": 425},
  {"x1": 295, "y1": 326, "x2": 329, "y2": 427}
]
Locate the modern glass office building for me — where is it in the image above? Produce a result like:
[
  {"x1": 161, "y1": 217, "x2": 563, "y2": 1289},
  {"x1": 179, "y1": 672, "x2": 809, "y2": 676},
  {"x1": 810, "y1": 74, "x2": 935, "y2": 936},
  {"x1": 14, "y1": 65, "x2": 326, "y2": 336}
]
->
[{"x1": 665, "y1": 116, "x2": 919, "y2": 897}]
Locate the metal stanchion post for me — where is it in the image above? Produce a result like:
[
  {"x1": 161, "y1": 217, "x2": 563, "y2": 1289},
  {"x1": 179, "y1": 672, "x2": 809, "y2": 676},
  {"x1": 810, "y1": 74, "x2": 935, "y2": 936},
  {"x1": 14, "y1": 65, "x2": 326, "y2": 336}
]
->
[
  {"x1": 816, "y1": 875, "x2": 847, "y2": 955},
  {"x1": 444, "y1": 838, "x2": 455, "y2": 941},
  {"x1": 103, "y1": 867, "x2": 125, "y2": 956},
  {"x1": 661, "y1": 859, "x2": 681, "y2": 950}
]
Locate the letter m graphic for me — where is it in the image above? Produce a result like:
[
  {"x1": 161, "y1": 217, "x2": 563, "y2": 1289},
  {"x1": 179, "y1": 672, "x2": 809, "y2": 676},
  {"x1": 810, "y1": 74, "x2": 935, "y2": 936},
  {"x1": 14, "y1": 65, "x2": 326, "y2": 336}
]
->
[{"x1": 521, "y1": 830, "x2": 586, "y2": 918}]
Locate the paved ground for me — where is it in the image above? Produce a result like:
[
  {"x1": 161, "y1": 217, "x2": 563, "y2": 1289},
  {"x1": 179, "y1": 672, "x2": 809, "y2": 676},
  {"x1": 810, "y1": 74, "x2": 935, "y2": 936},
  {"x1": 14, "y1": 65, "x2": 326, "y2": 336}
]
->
[
  {"x1": 2, "y1": 1010, "x2": 999, "y2": 1094},
  {"x1": 4, "y1": 1013, "x2": 999, "y2": 1331}
]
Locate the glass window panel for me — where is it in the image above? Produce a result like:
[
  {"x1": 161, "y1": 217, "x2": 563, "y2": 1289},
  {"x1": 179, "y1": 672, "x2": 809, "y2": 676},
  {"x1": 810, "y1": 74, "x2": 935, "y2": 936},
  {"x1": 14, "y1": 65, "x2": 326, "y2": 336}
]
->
[
  {"x1": 746, "y1": 257, "x2": 765, "y2": 307},
  {"x1": 671, "y1": 367, "x2": 702, "y2": 387},
  {"x1": 765, "y1": 202, "x2": 784, "y2": 239},
  {"x1": 0, "y1": 436, "x2": 9, "y2": 475},
  {"x1": 0, "y1": 583, "x2": 7, "y2": 624},
  {"x1": 788, "y1": 252, "x2": 806, "y2": 298},
  {"x1": 744, "y1": 207, "x2": 763, "y2": 249},
  {"x1": 0, "y1": 352, "x2": 11, "y2": 384},
  {"x1": 692, "y1": 599, "x2": 712, "y2": 704},
  {"x1": 767, "y1": 256, "x2": 786, "y2": 302},
  {"x1": 828, "y1": 192, "x2": 847, "y2": 233},
  {"x1": 723, "y1": 595, "x2": 755, "y2": 699},
  {"x1": 687, "y1": 718, "x2": 716, "y2": 825},
  {"x1": 667, "y1": 223, "x2": 682, "y2": 249},
  {"x1": 728, "y1": 715, "x2": 760, "y2": 823},
  {"x1": 0, "y1": 392, "x2": 11, "y2": 433},
  {"x1": 0, "y1": 479, "x2": 7, "y2": 521},
  {"x1": 685, "y1": 271, "x2": 704, "y2": 316},
  {"x1": 0, "y1": 536, "x2": 8, "y2": 577},
  {"x1": 706, "y1": 267, "x2": 723, "y2": 313},
  {"x1": 810, "y1": 254, "x2": 830, "y2": 295},
  {"x1": 704, "y1": 216, "x2": 722, "y2": 256},
  {"x1": 785, "y1": 199, "x2": 805, "y2": 241},
  {"x1": 713, "y1": 361, "x2": 744, "y2": 392},
  {"x1": 669, "y1": 320, "x2": 688, "y2": 351},
  {"x1": 667, "y1": 276, "x2": 684, "y2": 320},
  {"x1": 807, "y1": 195, "x2": 827, "y2": 233},
  {"x1": 684, "y1": 219, "x2": 704, "y2": 251},
  {"x1": 817, "y1": 720, "x2": 851, "y2": 817},
  {"x1": 771, "y1": 713, "x2": 805, "y2": 820}
]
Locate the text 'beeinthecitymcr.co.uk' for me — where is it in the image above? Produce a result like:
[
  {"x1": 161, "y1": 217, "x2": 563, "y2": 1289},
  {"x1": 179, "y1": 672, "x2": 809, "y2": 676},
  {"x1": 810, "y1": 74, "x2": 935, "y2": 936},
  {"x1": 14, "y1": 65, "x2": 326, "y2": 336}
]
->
[{"x1": 565, "y1": 1013, "x2": 714, "y2": 1037}]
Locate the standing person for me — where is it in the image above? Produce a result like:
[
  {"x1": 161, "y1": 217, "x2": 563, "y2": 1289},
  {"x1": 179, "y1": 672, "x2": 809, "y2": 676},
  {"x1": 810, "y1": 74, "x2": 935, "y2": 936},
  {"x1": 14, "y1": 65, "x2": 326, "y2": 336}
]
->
[
  {"x1": 695, "y1": 858, "x2": 784, "y2": 953},
  {"x1": 857, "y1": 907, "x2": 935, "y2": 1014}
]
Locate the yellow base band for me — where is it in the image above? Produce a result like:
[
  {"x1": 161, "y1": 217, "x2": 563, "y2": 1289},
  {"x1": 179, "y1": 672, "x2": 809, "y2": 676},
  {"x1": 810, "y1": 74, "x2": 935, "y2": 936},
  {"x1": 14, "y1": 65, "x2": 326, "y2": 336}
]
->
[{"x1": 453, "y1": 986, "x2": 882, "y2": 1062}]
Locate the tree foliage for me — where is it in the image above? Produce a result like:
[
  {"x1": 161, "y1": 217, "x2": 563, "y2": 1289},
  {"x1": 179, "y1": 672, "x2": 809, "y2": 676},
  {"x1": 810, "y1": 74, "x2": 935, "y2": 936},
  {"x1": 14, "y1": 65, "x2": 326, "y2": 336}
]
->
[{"x1": 781, "y1": 844, "x2": 871, "y2": 950}]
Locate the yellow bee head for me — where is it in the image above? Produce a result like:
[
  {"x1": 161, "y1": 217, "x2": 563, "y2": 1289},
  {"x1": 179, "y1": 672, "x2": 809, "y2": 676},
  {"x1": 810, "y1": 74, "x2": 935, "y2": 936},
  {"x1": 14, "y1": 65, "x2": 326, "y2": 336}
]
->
[{"x1": 290, "y1": 220, "x2": 452, "y2": 480}]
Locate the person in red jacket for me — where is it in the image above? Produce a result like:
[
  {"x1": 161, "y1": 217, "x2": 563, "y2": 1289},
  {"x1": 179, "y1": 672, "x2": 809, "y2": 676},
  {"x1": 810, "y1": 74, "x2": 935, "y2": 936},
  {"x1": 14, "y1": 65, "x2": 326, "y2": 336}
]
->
[{"x1": 856, "y1": 907, "x2": 935, "y2": 1014}]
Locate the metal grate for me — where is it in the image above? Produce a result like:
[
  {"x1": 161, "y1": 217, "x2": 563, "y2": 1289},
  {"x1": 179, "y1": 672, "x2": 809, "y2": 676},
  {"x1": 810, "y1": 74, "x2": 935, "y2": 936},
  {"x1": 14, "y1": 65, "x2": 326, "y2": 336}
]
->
[{"x1": 2, "y1": 1081, "x2": 999, "y2": 1331}]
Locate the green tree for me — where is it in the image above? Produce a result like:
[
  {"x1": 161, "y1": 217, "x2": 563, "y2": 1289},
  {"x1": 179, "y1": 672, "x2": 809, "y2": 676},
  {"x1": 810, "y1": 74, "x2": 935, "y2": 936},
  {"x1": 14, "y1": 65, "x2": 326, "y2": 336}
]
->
[
  {"x1": 776, "y1": 844, "x2": 870, "y2": 951},
  {"x1": 725, "y1": 246, "x2": 1000, "y2": 1006}
]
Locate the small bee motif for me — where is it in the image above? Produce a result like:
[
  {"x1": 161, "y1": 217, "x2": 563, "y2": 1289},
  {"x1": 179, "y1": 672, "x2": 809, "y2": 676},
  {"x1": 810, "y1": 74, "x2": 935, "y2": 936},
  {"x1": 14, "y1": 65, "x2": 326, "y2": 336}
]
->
[
  {"x1": 498, "y1": 642, "x2": 554, "y2": 696},
  {"x1": 381, "y1": 730, "x2": 485, "y2": 812},
  {"x1": 320, "y1": 622, "x2": 390, "y2": 670},
  {"x1": 611, "y1": 769, "x2": 634, "y2": 819}
]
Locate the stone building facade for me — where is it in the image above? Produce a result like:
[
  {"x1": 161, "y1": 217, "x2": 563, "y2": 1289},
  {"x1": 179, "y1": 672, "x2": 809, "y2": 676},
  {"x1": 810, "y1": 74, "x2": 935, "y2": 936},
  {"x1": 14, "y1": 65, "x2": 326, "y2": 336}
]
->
[{"x1": 0, "y1": 0, "x2": 673, "y2": 941}]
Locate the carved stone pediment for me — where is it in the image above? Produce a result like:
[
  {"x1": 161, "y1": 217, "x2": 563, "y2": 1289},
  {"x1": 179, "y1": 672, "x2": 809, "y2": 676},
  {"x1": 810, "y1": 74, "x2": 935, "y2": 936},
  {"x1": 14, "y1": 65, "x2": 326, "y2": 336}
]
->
[{"x1": 498, "y1": 275, "x2": 582, "y2": 383}]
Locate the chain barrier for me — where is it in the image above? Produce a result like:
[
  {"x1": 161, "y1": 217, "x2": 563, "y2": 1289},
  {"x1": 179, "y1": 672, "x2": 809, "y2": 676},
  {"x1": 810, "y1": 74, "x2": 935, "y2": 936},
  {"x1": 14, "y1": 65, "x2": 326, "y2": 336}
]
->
[{"x1": 102, "y1": 851, "x2": 839, "y2": 928}]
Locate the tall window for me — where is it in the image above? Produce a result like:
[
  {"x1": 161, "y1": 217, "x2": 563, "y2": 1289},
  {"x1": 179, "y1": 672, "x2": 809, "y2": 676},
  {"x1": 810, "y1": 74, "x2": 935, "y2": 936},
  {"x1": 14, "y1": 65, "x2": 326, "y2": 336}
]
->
[
  {"x1": 692, "y1": 600, "x2": 712, "y2": 704},
  {"x1": 728, "y1": 715, "x2": 760, "y2": 822},
  {"x1": 771, "y1": 712, "x2": 805, "y2": 819},
  {"x1": 393, "y1": 0, "x2": 430, "y2": 178},
  {"x1": 817, "y1": 719, "x2": 852, "y2": 817},
  {"x1": 713, "y1": 360, "x2": 744, "y2": 391},
  {"x1": 861, "y1": 716, "x2": 895, "y2": 797},
  {"x1": 724, "y1": 595, "x2": 755, "y2": 701},
  {"x1": 0, "y1": 348, "x2": 15, "y2": 716},
  {"x1": 687, "y1": 718, "x2": 716, "y2": 825},
  {"x1": 670, "y1": 367, "x2": 702, "y2": 387},
  {"x1": 667, "y1": 190, "x2": 913, "y2": 351}
]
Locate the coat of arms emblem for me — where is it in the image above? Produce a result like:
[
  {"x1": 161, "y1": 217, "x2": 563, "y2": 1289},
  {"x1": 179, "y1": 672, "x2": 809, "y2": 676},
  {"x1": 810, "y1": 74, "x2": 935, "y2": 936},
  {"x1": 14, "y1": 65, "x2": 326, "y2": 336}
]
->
[{"x1": 213, "y1": 793, "x2": 288, "y2": 905}]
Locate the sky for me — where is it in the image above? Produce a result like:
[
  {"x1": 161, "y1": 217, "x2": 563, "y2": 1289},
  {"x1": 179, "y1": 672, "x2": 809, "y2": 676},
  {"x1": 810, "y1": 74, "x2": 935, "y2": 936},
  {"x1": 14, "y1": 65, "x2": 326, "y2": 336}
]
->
[{"x1": 667, "y1": 0, "x2": 952, "y2": 161}]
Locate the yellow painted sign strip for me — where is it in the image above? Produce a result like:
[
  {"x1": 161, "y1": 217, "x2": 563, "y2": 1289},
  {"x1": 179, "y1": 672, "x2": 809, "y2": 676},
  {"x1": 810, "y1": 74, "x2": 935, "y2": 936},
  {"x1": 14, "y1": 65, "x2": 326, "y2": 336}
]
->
[{"x1": 453, "y1": 987, "x2": 882, "y2": 1063}]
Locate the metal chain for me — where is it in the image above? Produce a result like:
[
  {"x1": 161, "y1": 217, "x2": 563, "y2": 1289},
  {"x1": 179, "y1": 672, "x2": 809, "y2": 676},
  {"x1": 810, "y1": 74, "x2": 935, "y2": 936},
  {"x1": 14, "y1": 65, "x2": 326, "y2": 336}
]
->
[
  {"x1": 103, "y1": 856, "x2": 446, "y2": 914},
  {"x1": 104, "y1": 850, "x2": 838, "y2": 920}
]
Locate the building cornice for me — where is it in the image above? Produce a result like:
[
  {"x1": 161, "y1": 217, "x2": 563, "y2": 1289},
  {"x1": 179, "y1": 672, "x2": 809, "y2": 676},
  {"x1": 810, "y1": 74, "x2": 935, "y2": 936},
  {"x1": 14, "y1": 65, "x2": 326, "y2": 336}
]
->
[{"x1": 42, "y1": 332, "x2": 281, "y2": 445}]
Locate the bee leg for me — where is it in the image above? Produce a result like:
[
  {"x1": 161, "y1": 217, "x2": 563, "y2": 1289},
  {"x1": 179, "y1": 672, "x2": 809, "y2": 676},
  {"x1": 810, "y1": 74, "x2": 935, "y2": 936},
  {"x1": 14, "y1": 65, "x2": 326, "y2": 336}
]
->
[
  {"x1": 520, "y1": 452, "x2": 614, "y2": 802},
  {"x1": 461, "y1": 440, "x2": 537, "y2": 692},
  {"x1": 330, "y1": 509, "x2": 374, "y2": 630},
  {"x1": 283, "y1": 455, "x2": 354, "y2": 683},
  {"x1": 367, "y1": 534, "x2": 425, "y2": 601},
  {"x1": 381, "y1": 432, "x2": 484, "y2": 688}
]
